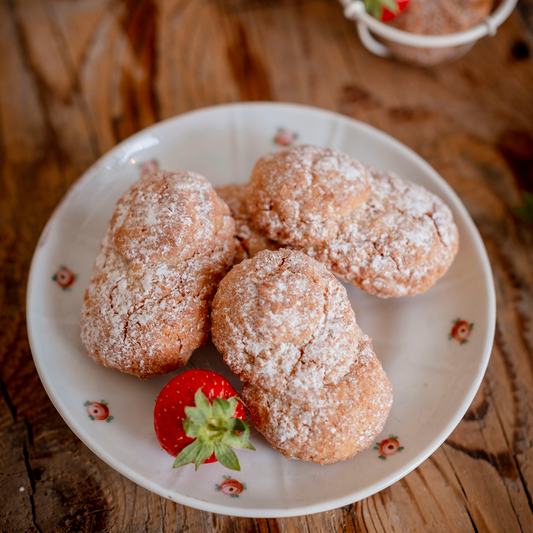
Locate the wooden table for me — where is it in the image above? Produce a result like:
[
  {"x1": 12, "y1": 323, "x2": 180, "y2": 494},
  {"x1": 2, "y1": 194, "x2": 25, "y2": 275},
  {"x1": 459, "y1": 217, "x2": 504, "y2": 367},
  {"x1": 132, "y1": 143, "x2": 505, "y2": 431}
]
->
[{"x1": 1, "y1": 0, "x2": 533, "y2": 531}]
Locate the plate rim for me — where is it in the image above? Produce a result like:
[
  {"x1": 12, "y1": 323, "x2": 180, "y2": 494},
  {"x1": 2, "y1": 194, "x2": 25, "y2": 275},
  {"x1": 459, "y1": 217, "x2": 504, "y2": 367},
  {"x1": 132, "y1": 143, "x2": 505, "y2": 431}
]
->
[{"x1": 26, "y1": 101, "x2": 496, "y2": 518}]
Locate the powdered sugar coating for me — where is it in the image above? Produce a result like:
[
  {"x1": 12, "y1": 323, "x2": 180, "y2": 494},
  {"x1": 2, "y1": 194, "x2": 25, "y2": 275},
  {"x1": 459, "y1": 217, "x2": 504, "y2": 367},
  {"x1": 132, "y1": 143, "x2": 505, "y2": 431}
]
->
[
  {"x1": 243, "y1": 349, "x2": 392, "y2": 464},
  {"x1": 80, "y1": 171, "x2": 235, "y2": 379},
  {"x1": 385, "y1": 0, "x2": 494, "y2": 67},
  {"x1": 294, "y1": 170, "x2": 459, "y2": 298},
  {"x1": 215, "y1": 184, "x2": 279, "y2": 264},
  {"x1": 211, "y1": 249, "x2": 393, "y2": 464},
  {"x1": 110, "y1": 171, "x2": 231, "y2": 264},
  {"x1": 246, "y1": 145, "x2": 370, "y2": 246}
]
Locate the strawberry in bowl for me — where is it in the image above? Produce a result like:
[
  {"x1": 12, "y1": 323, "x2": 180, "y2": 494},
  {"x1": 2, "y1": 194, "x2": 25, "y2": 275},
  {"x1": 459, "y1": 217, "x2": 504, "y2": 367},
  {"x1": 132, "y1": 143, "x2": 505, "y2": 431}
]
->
[
  {"x1": 362, "y1": 0, "x2": 409, "y2": 22},
  {"x1": 154, "y1": 369, "x2": 255, "y2": 471}
]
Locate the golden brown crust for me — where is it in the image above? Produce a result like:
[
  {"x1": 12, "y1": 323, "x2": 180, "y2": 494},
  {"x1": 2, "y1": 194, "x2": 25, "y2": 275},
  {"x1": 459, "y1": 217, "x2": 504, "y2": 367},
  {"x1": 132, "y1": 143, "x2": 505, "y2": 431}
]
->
[
  {"x1": 80, "y1": 171, "x2": 235, "y2": 379},
  {"x1": 242, "y1": 355, "x2": 392, "y2": 464},
  {"x1": 245, "y1": 145, "x2": 370, "y2": 247},
  {"x1": 385, "y1": 0, "x2": 494, "y2": 67},
  {"x1": 294, "y1": 170, "x2": 459, "y2": 298},
  {"x1": 215, "y1": 184, "x2": 279, "y2": 264},
  {"x1": 211, "y1": 249, "x2": 393, "y2": 464}
]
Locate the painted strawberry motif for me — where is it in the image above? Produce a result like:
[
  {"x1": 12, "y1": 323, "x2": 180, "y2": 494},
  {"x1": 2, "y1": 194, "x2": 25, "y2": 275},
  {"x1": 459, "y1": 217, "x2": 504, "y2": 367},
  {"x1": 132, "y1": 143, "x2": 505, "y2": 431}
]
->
[
  {"x1": 154, "y1": 369, "x2": 255, "y2": 471},
  {"x1": 215, "y1": 475, "x2": 247, "y2": 498},
  {"x1": 139, "y1": 158, "x2": 160, "y2": 178},
  {"x1": 362, "y1": 0, "x2": 409, "y2": 22},
  {"x1": 84, "y1": 400, "x2": 114, "y2": 422},
  {"x1": 274, "y1": 128, "x2": 297, "y2": 146},
  {"x1": 52, "y1": 267, "x2": 76, "y2": 289},
  {"x1": 449, "y1": 319, "x2": 474, "y2": 345},
  {"x1": 374, "y1": 434, "x2": 404, "y2": 460}
]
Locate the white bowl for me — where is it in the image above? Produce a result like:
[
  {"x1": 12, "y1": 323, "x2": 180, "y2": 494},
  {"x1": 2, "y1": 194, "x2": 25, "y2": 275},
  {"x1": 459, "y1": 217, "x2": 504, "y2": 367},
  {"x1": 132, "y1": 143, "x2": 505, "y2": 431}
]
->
[{"x1": 340, "y1": 0, "x2": 517, "y2": 60}]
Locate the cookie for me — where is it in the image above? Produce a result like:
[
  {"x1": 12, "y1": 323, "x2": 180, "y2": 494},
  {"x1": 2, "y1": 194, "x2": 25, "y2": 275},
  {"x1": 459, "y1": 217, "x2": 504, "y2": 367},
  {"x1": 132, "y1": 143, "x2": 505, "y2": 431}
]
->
[
  {"x1": 211, "y1": 249, "x2": 393, "y2": 464},
  {"x1": 245, "y1": 145, "x2": 370, "y2": 247},
  {"x1": 294, "y1": 169, "x2": 459, "y2": 297},
  {"x1": 80, "y1": 171, "x2": 235, "y2": 379},
  {"x1": 385, "y1": 0, "x2": 494, "y2": 67},
  {"x1": 215, "y1": 184, "x2": 279, "y2": 264}
]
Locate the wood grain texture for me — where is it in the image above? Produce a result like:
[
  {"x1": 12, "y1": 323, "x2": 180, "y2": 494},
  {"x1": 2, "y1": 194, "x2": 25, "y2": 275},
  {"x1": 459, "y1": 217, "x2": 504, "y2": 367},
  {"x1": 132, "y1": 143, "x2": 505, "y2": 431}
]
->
[{"x1": 1, "y1": 0, "x2": 533, "y2": 531}]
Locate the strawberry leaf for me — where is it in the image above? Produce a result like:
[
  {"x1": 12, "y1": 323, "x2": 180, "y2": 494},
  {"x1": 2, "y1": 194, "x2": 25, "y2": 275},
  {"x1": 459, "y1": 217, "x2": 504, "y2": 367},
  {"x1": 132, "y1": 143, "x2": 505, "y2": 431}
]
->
[
  {"x1": 174, "y1": 438, "x2": 203, "y2": 468},
  {"x1": 240, "y1": 440, "x2": 257, "y2": 451},
  {"x1": 227, "y1": 417, "x2": 248, "y2": 432},
  {"x1": 381, "y1": 0, "x2": 399, "y2": 12},
  {"x1": 174, "y1": 386, "x2": 255, "y2": 471},
  {"x1": 224, "y1": 420, "x2": 256, "y2": 450},
  {"x1": 215, "y1": 443, "x2": 241, "y2": 471},
  {"x1": 361, "y1": 0, "x2": 400, "y2": 18},
  {"x1": 194, "y1": 389, "x2": 213, "y2": 416},
  {"x1": 212, "y1": 397, "x2": 231, "y2": 418},
  {"x1": 184, "y1": 406, "x2": 208, "y2": 426},
  {"x1": 194, "y1": 441, "x2": 215, "y2": 470},
  {"x1": 184, "y1": 421, "x2": 202, "y2": 439}
]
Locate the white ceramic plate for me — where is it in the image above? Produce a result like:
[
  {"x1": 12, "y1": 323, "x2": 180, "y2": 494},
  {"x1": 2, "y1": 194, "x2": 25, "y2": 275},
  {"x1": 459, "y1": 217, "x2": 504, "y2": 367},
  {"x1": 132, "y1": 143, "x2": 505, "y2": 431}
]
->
[{"x1": 27, "y1": 103, "x2": 495, "y2": 518}]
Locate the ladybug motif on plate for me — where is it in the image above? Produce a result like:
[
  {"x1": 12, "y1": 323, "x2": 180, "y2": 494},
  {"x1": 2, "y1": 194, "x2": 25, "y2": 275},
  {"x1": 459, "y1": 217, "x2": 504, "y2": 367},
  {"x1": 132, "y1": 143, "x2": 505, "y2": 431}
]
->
[
  {"x1": 273, "y1": 128, "x2": 298, "y2": 147},
  {"x1": 449, "y1": 318, "x2": 474, "y2": 345},
  {"x1": 215, "y1": 475, "x2": 247, "y2": 498},
  {"x1": 84, "y1": 400, "x2": 114, "y2": 423},
  {"x1": 374, "y1": 434, "x2": 404, "y2": 460},
  {"x1": 52, "y1": 266, "x2": 76, "y2": 290}
]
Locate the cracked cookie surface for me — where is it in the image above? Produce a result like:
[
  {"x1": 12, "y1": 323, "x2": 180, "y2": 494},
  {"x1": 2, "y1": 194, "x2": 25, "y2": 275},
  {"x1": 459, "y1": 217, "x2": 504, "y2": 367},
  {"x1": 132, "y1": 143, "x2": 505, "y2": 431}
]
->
[
  {"x1": 294, "y1": 170, "x2": 459, "y2": 297},
  {"x1": 245, "y1": 145, "x2": 370, "y2": 247},
  {"x1": 211, "y1": 249, "x2": 392, "y2": 464},
  {"x1": 80, "y1": 171, "x2": 235, "y2": 379},
  {"x1": 215, "y1": 183, "x2": 279, "y2": 264}
]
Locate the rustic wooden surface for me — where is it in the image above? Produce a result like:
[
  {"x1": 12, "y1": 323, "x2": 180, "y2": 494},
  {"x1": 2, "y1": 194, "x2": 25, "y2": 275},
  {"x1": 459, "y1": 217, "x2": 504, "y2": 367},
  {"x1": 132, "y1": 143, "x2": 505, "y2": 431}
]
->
[{"x1": 1, "y1": 0, "x2": 533, "y2": 531}]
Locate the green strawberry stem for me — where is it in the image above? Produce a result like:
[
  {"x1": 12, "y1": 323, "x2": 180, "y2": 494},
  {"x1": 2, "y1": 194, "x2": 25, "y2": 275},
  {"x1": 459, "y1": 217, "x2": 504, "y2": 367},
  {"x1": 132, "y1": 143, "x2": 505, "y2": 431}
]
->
[
  {"x1": 174, "y1": 389, "x2": 256, "y2": 471},
  {"x1": 361, "y1": 0, "x2": 400, "y2": 18}
]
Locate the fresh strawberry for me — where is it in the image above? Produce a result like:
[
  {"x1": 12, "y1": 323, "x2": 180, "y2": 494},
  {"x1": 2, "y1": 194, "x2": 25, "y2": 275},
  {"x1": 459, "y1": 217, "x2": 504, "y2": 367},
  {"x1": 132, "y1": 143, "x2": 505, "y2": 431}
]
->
[
  {"x1": 362, "y1": 0, "x2": 409, "y2": 22},
  {"x1": 154, "y1": 369, "x2": 255, "y2": 471}
]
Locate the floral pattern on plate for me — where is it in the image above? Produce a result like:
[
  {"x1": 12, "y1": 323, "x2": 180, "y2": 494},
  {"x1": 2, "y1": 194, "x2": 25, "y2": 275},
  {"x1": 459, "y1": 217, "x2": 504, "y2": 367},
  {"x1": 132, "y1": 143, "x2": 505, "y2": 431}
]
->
[
  {"x1": 449, "y1": 318, "x2": 474, "y2": 345},
  {"x1": 139, "y1": 158, "x2": 160, "y2": 178},
  {"x1": 215, "y1": 475, "x2": 247, "y2": 498},
  {"x1": 52, "y1": 266, "x2": 76, "y2": 290},
  {"x1": 273, "y1": 128, "x2": 298, "y2": 146},
  {"x1": 85, "y1": 400, "x2": 114, "y2": 422},
  {"x1": 374, "y1": 435, "x2": 404, "y2": 460}
]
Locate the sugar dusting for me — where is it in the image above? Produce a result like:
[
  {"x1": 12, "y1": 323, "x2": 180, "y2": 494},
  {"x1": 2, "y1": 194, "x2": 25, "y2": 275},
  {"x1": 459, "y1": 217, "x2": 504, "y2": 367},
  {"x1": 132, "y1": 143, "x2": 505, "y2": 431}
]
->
[
  {"x1": 211, "y1": 249, "x2": 393, "y2": 464},
  {"x1": 246, "y1": 145, "x2": 371, "y2": 246},
  {"x1": 215, "y1": 184, "x2": 279, "y2": 264},
  {"x1": 295, "y1": 170, "x2": 459, "y2": 297},
  {"x1": 80, "y1": 171, "x2": 235, "y2": 379}
]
